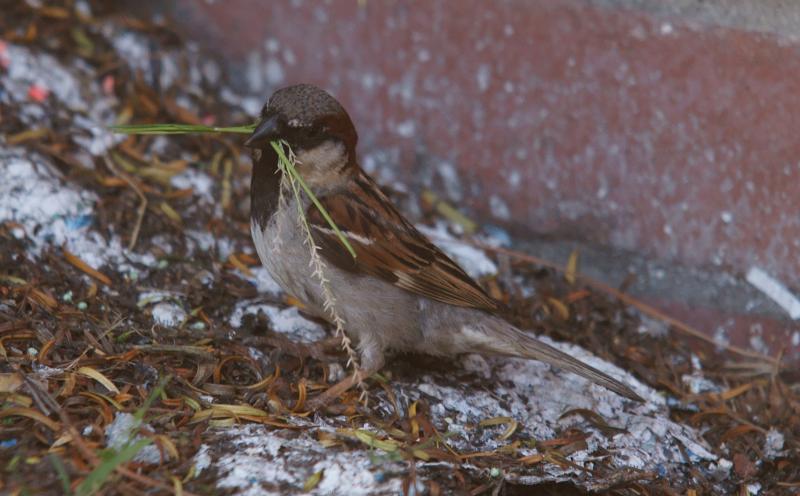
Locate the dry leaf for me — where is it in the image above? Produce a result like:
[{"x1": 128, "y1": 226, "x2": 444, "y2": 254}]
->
[
  {"x1": 0, "y1": 407, "x2": 60, "y2": 431},
  {"x1": 77, "y1": 366, "x2": 120, "y2": 394},
  {"x1": 303, "y1": 470, "x2": 324, "y2": 491},
  {"x1": 565, "y1": 249, "x2": 579, "y2": 285},
  {"x1": 0, "y1": 372, "x2": 23, "y2": 393}
]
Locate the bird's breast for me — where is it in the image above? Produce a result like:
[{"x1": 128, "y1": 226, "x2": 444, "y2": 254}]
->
[{"x1": 250, "y1": 205, "x2": 315, "y2": 309}]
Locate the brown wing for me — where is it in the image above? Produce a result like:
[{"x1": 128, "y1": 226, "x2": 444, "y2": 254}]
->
[{"x1": 307, "y1": 171, "x2": 498, "y2": 312}]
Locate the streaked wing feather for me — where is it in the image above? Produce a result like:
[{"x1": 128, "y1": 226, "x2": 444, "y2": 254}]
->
[{"x1": 307, "y1": 172, "x2": 498, "y2": 312}]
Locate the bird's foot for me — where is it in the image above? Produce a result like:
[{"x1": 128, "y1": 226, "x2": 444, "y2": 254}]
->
[{"x1": 308, "y1": 367, "x2": 374, "y2": 410}]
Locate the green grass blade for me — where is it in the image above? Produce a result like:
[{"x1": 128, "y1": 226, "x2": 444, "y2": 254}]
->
[
  {"x1": 48, "y1": 454, "x2": 72, "y2": 495},
  {"x1": 109, "y1": 123, "x2": 256, "y2": 135},
  {"x1": 72, "y1": 376, "x2": 171, "y2": 496},
  {"x1": 134, "y1": 375, "x2": 171, "y2": 423},
  {"x1": 270, "y1": 141, "x2": 357, "y2": 259},
  {"x1": 74, "y1": 438, "x2": 153, "y2": 496}
]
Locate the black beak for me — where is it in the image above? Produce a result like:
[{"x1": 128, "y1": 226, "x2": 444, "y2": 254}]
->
[{"x1": 244, "y1": 114, "x2": 281, "y2": 148}]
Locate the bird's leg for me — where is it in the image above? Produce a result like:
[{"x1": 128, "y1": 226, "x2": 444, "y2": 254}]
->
[{"x1": 307, "y1": 367, "x2": 377, "y2": 409}]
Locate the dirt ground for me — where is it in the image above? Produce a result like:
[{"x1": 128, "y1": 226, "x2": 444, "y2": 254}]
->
[{"x1": 0, "y1": 2, "x2": 797, "y2": 495}]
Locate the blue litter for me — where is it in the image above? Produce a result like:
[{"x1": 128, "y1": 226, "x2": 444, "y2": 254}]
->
[
  {"x1": 65, "y1": 214, "x2": 93, "y2": 230},
  {"x1": 0, "y1": 439, "x2": 18, "y2": 449}
]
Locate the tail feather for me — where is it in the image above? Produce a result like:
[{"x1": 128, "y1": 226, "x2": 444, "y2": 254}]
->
[{"x1": 474, "y1": 320, "x2": 644, "y2": 402}]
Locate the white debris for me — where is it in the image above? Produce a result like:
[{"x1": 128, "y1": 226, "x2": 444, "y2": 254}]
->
[
  {"x1": 171, "y1": 168, "x2": 215, "y2": 203},
  {"x1": 0, "y1": 152, "x2": 155, "y2": 271},
  {"x1": 193, "y1": 336, "x2": 717, "y2": 493},
  {"x1": 764, "y1": 428, "x2": 785, "y2": 459},
  {"x1": 636, "y1": 314, "x2": 670, "y2": 337},
  {"x1": 1, "y1": 153, "x2": 95, "y2": 252},
  {"x1": 137, "y1": 291, "x2": 171, "y2": 306},
  {"x1": 106, "y1": 413, "x2": 165, "y2": 465},
  {"x1": 417, "y1": 223, "x2": 498, "y2": 278},
  {"x1": 229, "y1": 301, "x2": 327, "y2": 342},
  {"x1": 682, "y1": 373, "x2": 722, "y2": 394},
  {"x1": 32, "y1": 364, "x2": 65, "y2": 380},
  {"x1": 185, "y1": 229, "x2": 237, "y2": 261},
  {"x1": 137, "y1": 291, "x2": 187, "y2": 327},
  {"x1": 715, "y1": 457, "x2": 733, "y2": 475},
  {"x1": 194, "y1": 444, "x2": 212, "y2": 473},
  {"x1": 237, "y1": 265, "x2": 283, "y2": 295},
  {"x1": 746, "y1": 482, "x2": 762, "y2": 495},
  {"x1": 194, "y1": 425, "x2": 402, "y2": 496},
  {"x1": 151, "y1": 302, "x2": 186, "y2": 327},
  {"x1": 746, "y1": 267, "x2": 800, "y2": 319},
  {"x1": 1, "y1": 44, "x2": 120, "y2": 155}
]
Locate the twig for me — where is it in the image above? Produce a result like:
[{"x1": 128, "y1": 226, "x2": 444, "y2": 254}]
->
[
  {"x1": 134, "y1": 344, "x2": 215, "y2": 360},
  {"x1": 104, "y1": 154, "x2": 147, "y2": 251}
]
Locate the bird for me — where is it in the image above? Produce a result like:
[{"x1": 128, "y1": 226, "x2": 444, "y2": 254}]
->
[{"x1": 244, "y1": 83, "x2": 643, "y2": 406}]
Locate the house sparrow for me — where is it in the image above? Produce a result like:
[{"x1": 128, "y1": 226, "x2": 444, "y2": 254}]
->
[{"x1": 245, "y1": 83, "x2": 643, "y2": 404}]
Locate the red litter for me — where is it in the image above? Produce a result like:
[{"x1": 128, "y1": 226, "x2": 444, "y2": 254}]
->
[
  {"x1": 0, "y1": 40, "x2": 9, "y2": 69},
  {"x1": 28, "y1": 84, "x2": 49, "y2": 102},
  {"x1": 102, "y1": 74, "x2": 115, "y2": 95}
]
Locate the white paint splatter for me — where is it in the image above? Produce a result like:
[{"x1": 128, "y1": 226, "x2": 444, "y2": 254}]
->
[
  {"x1": 476, "y1": 64, "x2": 491, "y2": 92},
  {"x1": 265, "y1": 58, "x2": 285, "y2": 85},
  {"x1": 489, "y1": 195, "x2": 511, "y2": 221},
  {"x1": 746, "y1": 267, "x2": 800, "y2": 319},
  {"x1": 436, "y1": 160, "x2": 463, "y2": 201},
  {"x1": 394, "y1": 120, "x2": 415, "y2": 138}
]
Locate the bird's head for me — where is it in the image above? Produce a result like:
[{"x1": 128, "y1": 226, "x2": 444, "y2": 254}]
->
[{"x1": 245, "y1": 84, "x2": 358, "y2": 187}]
